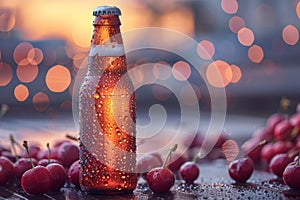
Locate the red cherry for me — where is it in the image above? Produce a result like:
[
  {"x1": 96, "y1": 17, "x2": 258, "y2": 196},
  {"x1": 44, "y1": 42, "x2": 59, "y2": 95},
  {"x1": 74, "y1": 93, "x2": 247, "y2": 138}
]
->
[
  {"x1": 150, "y1": 152, "x2": 163, "y2": 166},
  {"x1": 283, "y1": 159, "x2": 300, "y2": 189},
  {"x1": 38, "y1": 159, "x2": 62, "y2": 167},
  {"x1": 274, "y1": 120, "x2": 293, "y2": 141},
  {"x1": 253, "y1": 127, "x2": 273, "y2": 142},
  {"x1": 242, "y1": 139, "x2": 263, "y2": 162},
  {"x1": 68, "y1": 160, "x2": 80, "y2": 187},
  {"x1": 167, "y1": 153, "x2": 187, "y2": 172},
  {"x1": 136, "y1": 154, "x2": 162, "y2": 179},
  {"x1": 58, "y1": 143, "x2": 79, "y2": 168},
  {"x1": 214, "y1": 132, "x2": 228, "y2": 148},
  {"x1": 0, "y1": 156, "x2": 14, "y2": 185},
  {"x1": 21, "y1": 166, "x2": 52, "y2": 195},
  {"x1": 228, "y1": 157, "x2": 254, "y2": 182},
  {"x1": 1, "y1": 151, "x2": 17, "y2": 163},
  {"x1": 267, "y1": 113, "x2": 286, "y2": 133},
  {"x1": 272, "y1": 141, "x2": 294, "y2": 155},
  {"x1": 14, "y1": 158, "x2": 38, "y2": 180},
  {"x1": 21, "y1": 144, "x2": 41, "y2": 160},
  {"x1": 269, "y1": 153, "x2": 293, "y2": 177},
  {"x1": 146, "y1": 167, "x2": 175, "y2": 193},
  {"x1": 184, "y1": 133, "x2": 203, "y2": 149},
  {"x1": 53, "y1": 140, "x2": 71, "y2": 148},
  {"x1": 297, "y1": 103, "x2": 300, "y2": 113},
  {"x1": 179, "y1": 161, "x2": 199, "y2": 184},
  {"x1": 261, "y1": 143, "x2": 275, "y2": 163},
  {"x1": 46, "y1": 163, "x2": 67, "y2": 190}
]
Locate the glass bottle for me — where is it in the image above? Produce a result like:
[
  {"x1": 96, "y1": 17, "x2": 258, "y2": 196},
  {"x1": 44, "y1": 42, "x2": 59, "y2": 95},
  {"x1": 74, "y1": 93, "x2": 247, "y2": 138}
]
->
[{"x1": 79, "y1": 6, "x2": 137, "y2": 194}]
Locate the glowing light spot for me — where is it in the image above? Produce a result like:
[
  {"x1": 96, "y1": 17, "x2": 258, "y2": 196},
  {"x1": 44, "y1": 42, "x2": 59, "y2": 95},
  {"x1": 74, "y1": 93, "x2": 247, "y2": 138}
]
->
[
  {"x1": 172, "y1": 61, "x2": 191, "y2": 81},
  {"x1": 13, "y1": 42, "x2": 33, "y2": 65},
  {"x1": 282, "y1": 25, "x2": 299, "y2": 45},
  {"x1": 60, "y1": 100, "x2": 72, "y2": 111},
  {"x1": 221, "y1": 139, "x2": 239, "y2": 162},
  {"x1": 297, "y1": 2, "x2": 300, "y2": 19},
  {"x1": 27, "y1": 48, "x2": 44, "y2": 65},
  {"x1": 152, "y1": 85, "x2": 171, "y2": 101},
  {"x1": 16, "y1": 64, "x2": 38, "y2": 83},
  {"x1": 153, "y1": 61, "x2": 172, "y2": 80},
  {"x1": 237, "y1": 27, "x2": 255, "y2": 46},
  {"x1": 14, "y1": 84, "x2": 29, "y2": 102},
  {"x1": 46, "y1": 65, "x2": 71, "y2": 93},
  {"x1": 221, "y1": 0, "x2": 238, "y2": 14},
  {"x1": 33, "y1": 92, "x2": 49, "y2": 112},
  {"x1": 197, "y1": 40, "x2": 215, "y2": 60},
  {"x1": 0, "y1": 11, "x2": 15, "y2": 32},
  {"x1": 73, "y1": 53, "x2": 87, "y2": 69},
  {"x1": 179, "y1": 84, "x2": 201, "y2": 106},
  {"x1": 72, "y1": 21, "x2": 91, "y2": 48},
  {"x1": 0, "y1": 62, "x2": 13, "y2": 86},
  {"x1": 206, "y1": 60, "x2": 233, "y2": 88},
  {"x1": 229, "y1": 16, "x2": 245, "y2": 33},
  {"x1": 230, "y1": 64, "x2": 242, "y2": 83},
  {"x1": 248, "y1": 45, "x2": 264, "y2": 63}
]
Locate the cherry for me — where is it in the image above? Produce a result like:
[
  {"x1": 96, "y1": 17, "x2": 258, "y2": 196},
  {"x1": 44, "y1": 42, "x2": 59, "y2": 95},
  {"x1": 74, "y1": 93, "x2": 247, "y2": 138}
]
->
[
  {"x1": 184, "y1": 133, "x2": 203, "y2": 149},
  {"x1": 167, "y1": 152, "x2": 187, "y2": 172},
  {"x1": 68, "y1": 160, "x2": 80, "y2": 187},
  {"x1": 242, "y1": 139, "x2": 263, "y2": 162},
  {"x1": 214, "y1": 132, "x2": 229, "y2": 148},
  {"x1": 269, "y1": 153, "x2": 294, "y2": 177},
  {"x1": 146, "y1": 144, "x2": 176, "y2": 193},
  {"x1": 53, "y1": 139, "x2": 71, "y2": 148},
  {"x1": 179, "y1": 161, "x2": 199, "y2": 184},
  {"x1": 228, "y1": 157, "x2": 254, "y2": 182},
  {"x1": 136, "y1": 154, "x2": 162, "y2": 179},
  {"x1": 297, "y1": 103, "x2": 300, "y2": 113},
  {"x1": 38, "y1": 159, "x2": 62, "y2": 167},
  {"x1": 266, "y1": 113, "x2": 286, "y2": 133},
  {"x1": 21, "y1": 144, "x2": 41, "y2": 160},
  {"x1": 0, "y1": 156, "x2": 14, "y2": 186},
  {"x1": 58, "y1": 142, "x2": 79, "y2": 168},
  {"x1": 150, "y1": 152, "x2": 163, "y2": 166},
  {"x1": 21, "y1": 165, "x2": 52, "y2": 195},
  {"x1": 272, "y1": 141, "x2": 294, "y2": 155},
  {"x1": 252, "y1": 127, "x2": 273, "y2": 142},
  {"x1": 14, "y1": 158, "x2": 38, "y2": 180},
  {"x1": 1, "y1": 151, "x2": 17, "y2": 163},
  {"x1": 290, "y1": 113, "x2": 300, "y2": 138},
  {"x1": 261, "y1": 143, "x2": 275, "y2": 163},
  {"x1": 283, "y1": 155, "x2": 300, "y2": 189},
  {"x1": 274, "y1": 120, "x2": 293, "y2": 141},
  {"x1": 46, "y1": 163, "x2": 67, "y2": 190}
]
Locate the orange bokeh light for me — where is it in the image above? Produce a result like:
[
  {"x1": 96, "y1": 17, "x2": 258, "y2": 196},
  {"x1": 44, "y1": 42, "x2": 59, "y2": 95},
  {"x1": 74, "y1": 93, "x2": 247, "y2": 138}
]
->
[
  {"x1": 46, "y1": 65, "x2": 71, "y2": 93},
  {"x1": 229, "y1": 16, "x2": 245, "y2": 33},
  {"x1": 14, "y1": 84, "x2": 29, "y2": 102},
  {"x1": 16, "y1": 64, "x2": 38, "y2": 83},
  {"x1": 33, "y1": 92, "x2": 49, "y2": 112},
  {"x1": 172, "y1": 61, "x2": 191, "y2": 81},
  {"x1": 13, "y1": 42, "x2": 33, "y2": 65},
  {"x1": 0, "y1": 62, "x2": 13, "y2": 86},
  {"x1": 297, "y1": 2, "x2": 300, "y2": 19},
  {"x1": 206, "y1": 60, "x2": 233, "y2": 88},
  {"x1": 60, "y1": 100, "x2": 72, "y2": 111},
  {"x1": 248, "y1": 45, "x2": 264, "y2": 63},
  {"x1": 152, "y1": 85, "x2": 171, "y2": 101},
  {"x1": 282, "y1": 25, "x2": 299, "y2": 45},
  {"x1": 73, "y1": 53, "x2": 88, "y2": 69},
  {"x1": 237, "y1": 27, "x2": 255, "y2": 46},
  {"x1": 153, "y1": 61, "x2": 172, "y2": 81},
  {"x1": 197, "y1": 40, "x2": 215, "y2": 60},
  {"x1": 27, "y1": 48, "x2": 44, "y2": 65},
  {"x1": 230, "y1": 64, "x2": 242, "y2": 83},
  {"x1": 0, "y1": 10, "x2": 15, "y2": 32},
  {"x1": 221, "y1": 0, "x2": 238, "y2": 14},
  {"x1": 221, "y1": 139, "x2": 239, "y2": 162}
]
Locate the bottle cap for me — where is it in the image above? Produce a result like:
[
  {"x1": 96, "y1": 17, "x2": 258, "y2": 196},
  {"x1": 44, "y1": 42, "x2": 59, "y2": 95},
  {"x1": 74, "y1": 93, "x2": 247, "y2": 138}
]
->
[{"x1": 93, "y1": 6, "x2": 121, "y2": 16}]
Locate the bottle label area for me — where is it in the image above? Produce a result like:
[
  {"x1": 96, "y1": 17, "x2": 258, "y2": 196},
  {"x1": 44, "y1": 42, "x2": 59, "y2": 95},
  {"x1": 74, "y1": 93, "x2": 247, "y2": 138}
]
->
[{"x1": 89, "y1": 44, "x2": 125, "y2": 57}]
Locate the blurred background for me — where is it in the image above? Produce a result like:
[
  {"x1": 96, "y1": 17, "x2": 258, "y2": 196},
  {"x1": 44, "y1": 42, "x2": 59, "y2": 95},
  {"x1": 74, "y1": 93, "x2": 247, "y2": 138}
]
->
[{"x1": 0, "y1": 0, "x2": 300, "y2": 117}]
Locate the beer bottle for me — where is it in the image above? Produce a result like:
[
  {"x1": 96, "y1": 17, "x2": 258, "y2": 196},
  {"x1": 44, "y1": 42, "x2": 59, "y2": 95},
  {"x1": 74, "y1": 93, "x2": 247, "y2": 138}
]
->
[{"x1": 79, "y1": 6, "x2": 137, "y2": 194}]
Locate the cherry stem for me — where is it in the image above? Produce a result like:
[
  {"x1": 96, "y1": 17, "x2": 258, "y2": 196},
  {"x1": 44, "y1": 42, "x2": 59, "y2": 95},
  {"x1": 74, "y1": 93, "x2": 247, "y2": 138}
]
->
[
  {"x1": 23, "y1": 141, "x2": 35, "y2": 169},
  {"x1": 162, "y1": 144, "x2": 177, "y2": 168},
  {"x1": 290, "y1": 126, "x2": 299, "y2": 141},
  {"x1": 9, "y1": 134, "x2": 19, "y2": 161},
  {"x1": 244, "y1": 140, "x2": 267, "y2": 158},
  {"x1": 66, "y1": 134, "x2": 80, "y2": 142},
  {"x1": 279, "y1": 96, "x2": 291, "y2": 114},
  {"x1": 192, "y1": 152, "x2": 201, "y2": 163},
  {"x1": 46, "y1": 143, "x2": 51, "y2": 164},
  {"x1": 287, "y1": 147, "x2": 300, "y2": 158}
]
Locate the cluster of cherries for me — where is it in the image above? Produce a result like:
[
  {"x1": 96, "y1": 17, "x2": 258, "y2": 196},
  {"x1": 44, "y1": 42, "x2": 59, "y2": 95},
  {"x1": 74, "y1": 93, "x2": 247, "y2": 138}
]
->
[
  {"x1": 235, "y1": 101, "x2": 300, "y2": 189},
  {"x1": 0, "y1": 136, "x2": 80, "y2": 195}
]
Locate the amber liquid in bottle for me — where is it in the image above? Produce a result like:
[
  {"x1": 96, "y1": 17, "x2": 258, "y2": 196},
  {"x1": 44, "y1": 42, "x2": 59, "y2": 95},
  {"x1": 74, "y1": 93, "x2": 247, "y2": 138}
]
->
[{"x1": 79, "y1": 11, "x2": 137, "y2": 194}]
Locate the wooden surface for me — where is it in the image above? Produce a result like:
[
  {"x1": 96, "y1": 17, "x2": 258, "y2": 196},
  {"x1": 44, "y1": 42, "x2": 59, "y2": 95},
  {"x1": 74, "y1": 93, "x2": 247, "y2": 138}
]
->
[{"x1": 1, "y1": 160, "x2": 300, "y2": 200}]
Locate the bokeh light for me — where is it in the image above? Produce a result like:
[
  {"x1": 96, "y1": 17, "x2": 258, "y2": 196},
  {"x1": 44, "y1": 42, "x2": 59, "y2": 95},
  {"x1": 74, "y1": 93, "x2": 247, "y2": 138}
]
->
[
  {"x1": 0, "y1": 10, "x2": 15, "y2": 32},
  {"x1": 0, "y1": 62, "x2": 13, "y2": 86},
  {"x1": 297, "y1": 2, "x2": 300, "y2": 19},
  {"x1": 13, "y1": 42, "x2": 33, "y2": 65},
  {"x1": 248, "y1": 44, "x2": 264, "y2": 63},
  {"x1": 221, "y1": 139, "x2": 239, "y2": 162},
  {"x1": 46, "y1": 65, "x2": 71, "y2": 93},
  {"x1": 27, "y1": 48, "x2": 44, "y2": 65},
  {"x1": 172, "y1": 61, "x2": 191, "y2": 81},
  {"x1": 73, "y1": 53, "x2": 87, "y2": 69},
  {"x1": 33, "y1": 92, "x2": 49, "y2": 112},
  {"x1": 153, "y1": 61, "x2": 172, "y2": 80},
  {"x1": 237, "y1": 27, "x2": 255, "y2": 46},
  {"x1": 229, "y1": 16, "x2": 245, "y2": 33},
  {"x1": 206, "y1": 60, "x2": 233, "y2": 88},
  {"x1": 179, "y1": 84, "x2": 201, "y2": 106},
  {"x1": 152, "y1": 84, "x2": 171, "y2": 101},
  {"x1": 60, "y1": 100, "x2": 72, "y2": 111},
  {"x1": 282, "y1": 25, "x2": 299, "y2": 45},
  {"x1": 230, "y1": 64, "x2": 242, "y2": 83},
  {"x1": 16, "y1": 64, "x2": 38, "y2": 83},
  {"x1": 14, "y1": 84, "x2": 29, "y2": 102},
  {"x1": 221, "y1": 0, "x2": 238, "y2": 14},
  {"x1": 197, "y1": 40, "x2": 215, "y2": 60}
]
